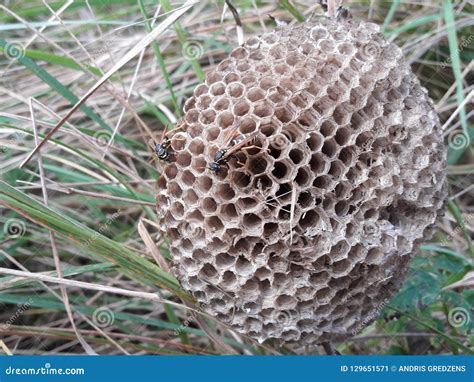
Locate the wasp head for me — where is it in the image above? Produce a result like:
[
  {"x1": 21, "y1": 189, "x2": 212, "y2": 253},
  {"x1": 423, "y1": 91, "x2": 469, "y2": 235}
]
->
[{"x1": 208, "y1": 162, "x2": 221, "y2": 174}]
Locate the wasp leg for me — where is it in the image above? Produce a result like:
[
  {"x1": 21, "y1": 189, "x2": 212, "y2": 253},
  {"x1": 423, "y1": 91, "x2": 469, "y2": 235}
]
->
[
  {"x1": 267, "y1": 13, "x2": 288, "y2": 26},
  {"x1": 224, "y1": 0, "x2": 242, "y2": 28},
  {"x1": 240, "y1": 145, "x2": 270, "y2": 154}
]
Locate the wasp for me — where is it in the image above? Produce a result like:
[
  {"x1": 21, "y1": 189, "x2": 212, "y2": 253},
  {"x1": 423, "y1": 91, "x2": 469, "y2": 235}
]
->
[
  {"x1": 209, "y1": 129, "x2": 259, "y2": 174},
  {"x1": 150, "y1": 122, "x2": 185, "y2": 162}
]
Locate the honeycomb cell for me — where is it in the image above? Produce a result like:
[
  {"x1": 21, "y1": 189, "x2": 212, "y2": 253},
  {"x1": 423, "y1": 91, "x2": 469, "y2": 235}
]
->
[
  {"x1": 225, "y1": 81, "x2": 244, "y2": 98},
  {"x1": 272, "y1": 160, "x2": 293, "y2": 182},
  {"x1": 197, "y1": 95, "x2": 211, "y2": 110},
  {"x1": 211, "y1": 97, "x2": 230, "y2": 112},
  {"x1": 295, "y1": 166, "x2": 312, "y2": 188},
  {"x1": 238, "y1": 117, "x2": 257, "y2": 134},
  {"x1": 196, "y1": 176, "x2": 213, "y2": 194},
  {"x1": 253, "y1": 101, "x2": 273, "y2": 118},
  {"x1": 233, "y1": 100, "x2": 250, "y2": 116},
  {"x1": 328, "y1": 160, "x2": 346, "y2": 179},
  {"x1": 297, "y1": 109, "x2": 320, "y2": 130},
  {"x1": 321, "y1": 138, "x2": 340, "y2": 159},
  {"x1": 242, "y1": 213, "x2": 263, "y2": 231},
  {"x1": 176, "y1": 152, "x2": 191, "y2": 167},
  {"x1": 236, "y1": 196, "x2": 259, "y2": 213},
  {"x1": 200, "y1": 197, "x2": 217, "y2": 214},
  {"x1": 215, "y1": 182, "x2": 235, "y2": 201},
  {"x1": 209, "y1": 82, "x2": 226, "y2": 96},
  {"x1": 275, "y1": 105, "x2": 296, "y2": 123},
  {"x1": 183, "y1": 189, "x2": 199, "y2": 205},
  {"x1": 235, "y1": 256, "x2": 253, "y2": 276},
  {"x1": 241, "y1": 74, "x2": 257, "y2": 87},
  {"x1": 199, "y1": 263, "x2": 219, "y2": 283},
  {"x1": 164, "y1": 163, "x2": 178, "y2": 180},
  {"x1": 204, "y1": 127, "x2": 220, "y2": 142},
  {"x1": 216, "y1": 111, "x2": 234, "y2": 129},
  {"x1": 268, "y1": 85, "x2": 290, "y2": 105},
  {"x1": 232, "y1": 170, "x2": 252, "y2": 190},
  {"x1": 247, "y1": 87, "x2": 266, "y2": 102}
]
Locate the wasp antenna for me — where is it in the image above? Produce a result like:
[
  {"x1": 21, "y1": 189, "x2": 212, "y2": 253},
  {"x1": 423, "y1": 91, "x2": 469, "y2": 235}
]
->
[
  {"x1": 159, "y1": 126, "x2": 169, "y2": 140},
  {"x1": 173, "y1": 134, "x2": 187, "y2": 142}
]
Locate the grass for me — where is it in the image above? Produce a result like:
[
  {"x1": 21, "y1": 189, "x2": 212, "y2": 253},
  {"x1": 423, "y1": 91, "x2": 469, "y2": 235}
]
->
[{"x1": 0, "y1": 0, "x2": 472, "y2": 355}]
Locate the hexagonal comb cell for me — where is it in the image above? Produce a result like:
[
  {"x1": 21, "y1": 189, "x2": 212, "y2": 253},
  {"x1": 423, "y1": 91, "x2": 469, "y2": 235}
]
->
[{"x1": 156, "y1": 17, "x2": 446, "y2": 346}]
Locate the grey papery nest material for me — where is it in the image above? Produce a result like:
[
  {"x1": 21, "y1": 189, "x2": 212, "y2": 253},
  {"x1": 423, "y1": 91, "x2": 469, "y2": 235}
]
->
[{"x1": 156, "y1": 17, "x2": 447, "y2": 345}]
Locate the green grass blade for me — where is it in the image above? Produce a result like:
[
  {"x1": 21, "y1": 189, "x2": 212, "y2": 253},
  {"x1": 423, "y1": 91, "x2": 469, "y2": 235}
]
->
[
  {"x1": 0, "y1": 0, "x2": 139, "y2": 22},
  {"x1": 0, "y1": 180, "x2": 191, "y2": 301},
  {"x1": 387, "y1": 305, "x2": 473, "y2": 354},
  {"x1": 0, "y1": 293, "x2": 252, "y2": 352},
  {"x1": 138, "y1": 0, "x2": 181, "y2": 117},
  {"x1": 0, "y1": 39, "x2": 111, "y2": 132},
  {"x1": 1, "y1": 125, "x2": 155, "y2": 213},
  {"x1": 382, "y1": 0, "x2": 401, "y2": 33},
  {"x1": 158, "y1": 0, "x2": 205, "y2": 81},
  {"x1": 420, "y1": 245, "x2": 472, "y2": 266},
  {"x1": 280, "y1": 0, "x2": 305, "y2": 22},
  {"x1": 443, "y1": 0, "x2": 470, "y2": 162},
  {"x1": 446, "y1": 200, "x2": 474, "y2": 258},
  {"x1": 387, "y1": 14, "x2": 441, "y2": 37},
  {"x1": 0, "y1": 46, "x2": 103, "y2": 76},
  {"x1": 0, "y1": 293, "x2": 197, "y2": 334}
]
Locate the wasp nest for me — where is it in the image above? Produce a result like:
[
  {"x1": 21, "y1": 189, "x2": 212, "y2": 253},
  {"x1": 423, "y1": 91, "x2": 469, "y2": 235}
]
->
[{"x1": 156, "y1": 17, "x2": 447, "y2": 345}]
